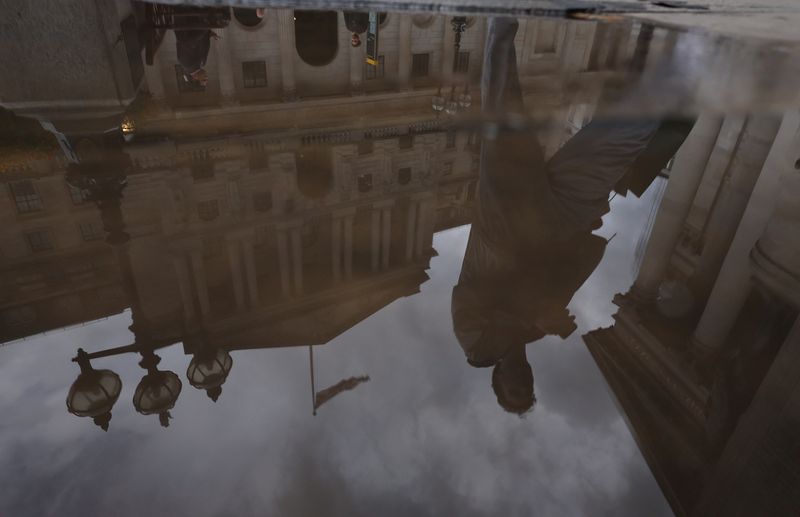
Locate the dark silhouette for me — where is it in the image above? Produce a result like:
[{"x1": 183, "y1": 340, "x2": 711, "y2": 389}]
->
[{"x1": 453, "y1": 18, "x2": 693, "y2": 414}]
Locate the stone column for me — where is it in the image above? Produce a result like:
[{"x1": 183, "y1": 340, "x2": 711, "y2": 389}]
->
[
  {"x1": 343, "y1": 213, "x2": 354, "y2": 280},
  {"x1": 276, "y1": 227, "x2": 292, "y2": 296},
  {"x1": 690, "y1": 115, "x2": 781, "y2": 305},
  {"x1": 276, "y1": 9, "x2": 298, "y2": 100},
  {"x1": 414, "y1": 195, "x2": 435, "y2": 258},
  {"x1": 171, "y1": 254, "x2": 195, "y2": 322},
  {"x1": 441, "y1": 17, "x2": 455, "y2": 84},
  {"x1": 371, "y1": 207, "x2": 381, "y2": 272},
  {"x1": 381, "y1": 206, "x2": 392, "y2": 270},
  {"x1": 405, "y1": 200, "x2": 418, "y2": 261},
  {"x1": 331, "y1": 216, "x2": 343, "y2": 283},
  {"x1": 242, "y1": 235, "x2": 259, "y2": 306},
  {"x1": 290, "y1": 225, "x2": 303, "y2": 295},
  {"x1": 189, "y1": 249, "x2": 211, "y2": 316},
  {"x1": 349, "y1": 26, "x2": 365, "y2": 94},
  {"x1": 144, "y1": 51, "x2": 166, "y2": 100},
  {"x1": 397, "y1": 14, "x2": 412, "y2": 89},
  {"x1": 631, "y1": 113, "x2": 724, "y2": 300},
  {"x1": 692, "y1": 111, "x2": 799, "y2": 355},
  {"x1": 227, "y1": 239, "x2": 246, "y2": 310},
  {"x1": 215, "y1": 26, "x2": 237, "y2": 102}
]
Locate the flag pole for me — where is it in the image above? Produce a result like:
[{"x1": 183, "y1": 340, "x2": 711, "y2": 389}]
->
[{"x1": 309, "y1": 345, "x2": 317, "y2": 416}]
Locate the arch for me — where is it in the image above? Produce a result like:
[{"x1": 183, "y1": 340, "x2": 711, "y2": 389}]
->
[
  {"x1": 295, "y1": 148, "x2": 333, "y2": 199},
  {"x1": 294, "y1": 11, "x2": 338, "y2": 67},
  {"x1": 233, "y1": 8, "x2": 264, "y2": 28},
  {"x1": 412, "y1": 14, "x2": 434, "y2": 29}
]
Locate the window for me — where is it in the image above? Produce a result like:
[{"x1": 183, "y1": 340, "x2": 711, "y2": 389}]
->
[
  {"x1": 398, "y1": 168, "x2": 411, "y2": 185},
  {"x1": 197, "y1": 200, "x2": 219, "y2": 221},
  {"x1": 446, "y1": 129, "x2": 457, "y2": 149},
  {"x1": 253, "y1": 191, "x2": 272, "y2": 212},
  {"x1": 357, "y1": 174, "x2": 373, "y2": 193},
  {"x1": 366, "y1": 55, "x2": 385, "y2": 80},
  {"x1": 69, "y1": 185, "x2": 88, "y2": 205},
  {"x1": 242, "y1": 61, "x2": 267, "y2": 88},
  {"x1": 79, "y1": 222, "x2": 103, "y2": 241},
  {"x1": 9, "y1": 180, "x2": 43, "y2": 214},
  {"x1": 443, "y1": 161, "x2": 453, "y2": 176},
  {"x1": 411, "y1": 53, "x2": 429, "y2": 78},
  {"x1": 534, "y1": 21, "x2": 557, "y2": 54},
  {"x1": 26, "y1": 230, "x2": 52, "y2": 252},
  {"x1": 399, "y1": 134, "x2": 413, "y2": 149},
  {"x1": 358, "y1": 139, "x2": 374, "y2": 155},
  {"x1": 175, "y1": 65, "x2": 206, "y2": 93},
  {"x1": 249, "y1": 151, "x2": 269, "y2": 171},
  {"x1": 191, "y1": 159, "x2": 214, "y2": 182},
  {"x1": 455, "y1": 51, "x2": 470, "y2": 74}
]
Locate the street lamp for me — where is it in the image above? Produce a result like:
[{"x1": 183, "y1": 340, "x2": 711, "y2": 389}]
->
[
  {"x1": 132, "y1": 350, "x2": 182, "y2": 428},
  {"x1": 66, "y1": 348, "x2": 122, "y2": 431},
  {"x1": 187, "y1": 348, "x2": 233, "y2": 402}
]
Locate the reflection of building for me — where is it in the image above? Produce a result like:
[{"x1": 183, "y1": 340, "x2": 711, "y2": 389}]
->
[
  {"x1": 584, "y1": 111, "x2": 800, "y2": 515},
  {"x1": 1, "y1": 11, "x2": 655, "y2": 344}
]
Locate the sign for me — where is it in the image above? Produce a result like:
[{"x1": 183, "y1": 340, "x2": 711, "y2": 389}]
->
[{"x1": 366, "y1": 12, "x2": 380, "y2": 66}]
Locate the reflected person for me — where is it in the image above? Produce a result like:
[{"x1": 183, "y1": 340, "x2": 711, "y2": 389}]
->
[{"x1": 452, "y1": 18, "x2": 693, "y2": 414}]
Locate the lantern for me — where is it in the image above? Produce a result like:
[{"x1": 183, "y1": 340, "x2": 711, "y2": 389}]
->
[
  {"x1": 187, "y1": 348, "x2": 233, "y2": 402},
  {"x1": 66, "y1": 348, "x2": 122, "y2": 431},
  {"x1": 133, "y1": 352, "x2": 182, "y2": 427}
]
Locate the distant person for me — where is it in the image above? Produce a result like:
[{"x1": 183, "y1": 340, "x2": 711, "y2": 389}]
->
[
  {"x1": 452, "y1": 18, "x2": 693, "y2": 414},
  {"x1": 176, "y1": 29, "x2": 220, "y2": 87},
  {"x1": 344, "y1": 11, "x2": 368, "y2": 47}
]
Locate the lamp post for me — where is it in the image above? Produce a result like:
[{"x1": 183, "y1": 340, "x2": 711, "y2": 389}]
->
[{"x1": 66, "y1": 348, "x2": 123, "y2": 431}]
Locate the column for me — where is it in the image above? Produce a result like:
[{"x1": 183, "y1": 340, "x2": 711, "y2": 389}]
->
[
  {"x1": 690, "y1": 115, "x2": 781, "y2": 304},
  {"x1": 343, "y1": 213, "x2": 354, "y2": 280},
  {"x1": 215, "y1": 26, "x2": 236, "y2": 102},
  {"x1": 242, "y1": 236, "x2": 259, "y2": 306},
  {"x1": 277, "y1": 9, "x2": 298, "y2": 100},
  {"x1": 190, "y1": 249, "x2": 211, "y2": 316},
  {"x1": 397, "y1": 14, "x2": 412, "y2": 89},
  {"x1": 290, "y1": 226, "x2": 303, "y2": 295},
  {"x1": 144, "y1": 51, "x2": 166, "y2": 100},
  {"x1": 331, "y1": 216, "x2": 343, "y2": 283},
  {"x1": 631, "y1": 113, "x2": 724, "y2": 300},
  {"x1": 414, "y1": 196, "x2": 435, "y2": 259},
  {"x1": 349, "y1": 26, "x2": 365, "y2": 94},
  {"x1": 405, "y1": 200, "x2": 418, "y2": 261},
  {"x1": 227, "y1": 239, "x2": 246, "y2": 310},
  {"x1": 441, "y1": 17, "x2": 455, "y2": 84},
  {"x1": 381, "y1": 206, "x2": 392, "y2": 270},
  {"x1": 276, "y1": 228, "x2": 292, "y2": 296},
  {"x1": 692, "y1": 111, "x2": 799, "y2": 355},
  {"x1": 171, "y1": 254, "x2": 195, "y2": 322},
  {"x1": 370, "y1": 208, "x2": 381, "y2": 272}
]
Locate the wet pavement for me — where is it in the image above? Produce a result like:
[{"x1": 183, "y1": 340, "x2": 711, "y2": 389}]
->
[{"x1": 1, "y1": 3, "x2": 799, "y2": 516}]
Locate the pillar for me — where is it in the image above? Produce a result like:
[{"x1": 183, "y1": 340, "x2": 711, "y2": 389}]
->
[
  {"x1": 371, "y1": 208, "x2": 381, "y2": 272},
  {"x1": 215, "y1": 26, "x2": 236, "y2": 102},
  {"x1": 144, "y1": 51, "x2": 166, "y2": 100},
  {"x1": 441, "y1": 17, "x2": 455, "y2": 84},
  {"x1": 332, "y1": 216, "x2": 343, "y2": 283},
  {"x1": 171, "y1": 254, "x2": 195, "y2": 322},
  {"x1": 290, "y1": 226, "x2": 303, "y2": 295},
  {"x1": 277, "y1": 228, "x2": 291, "y2": 296},
  {"x1": 631, "y1": 113, "x2": 724, "y2": 300},
  {"x1": 381, "y1": 206, "x2": 392, "y2": 270},
  {"x1": 405, "y1": 200, "x2": 418, "y2": 261},
  {"x1": 349, "y1": 23, "x2": 365, "y2": 94},
  {"x1": 189, "y1": 249, "x2": 211, "y2": 316},
  {"x1": 690, "y1": 115, "x2": 782, "y2": 305},
  {"x1": 692, "y1": 111, "x2": 799, "y2": 355},
  {"x1": 227, "y1": 239, "x2": 246, "y2": 310},
  {"x1": 343, "y1": 213, "x2": 354, "y2": 280},
  {"x1": 276, "y1": 9, "x2": 298, "y2": 100},
  {"x1": 242, "y1": 236, "x2": 259, "y2": 306},
  {"x1": 397, "y1": 14, "x2": 412, "y2": 89}
]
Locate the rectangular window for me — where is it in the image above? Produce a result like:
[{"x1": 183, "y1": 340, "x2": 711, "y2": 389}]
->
[
  {"x1": 242, "y1": 61, "x2": 267, "y2": 88},
  {"x1": 398, "y1": 167, "x2": 411, "y2": 185},
  {"x1": 252, "y1": 191, "x2": 273, "y2": 212},
  {"x1": 191, "y1": 159, "x2": 214, "y2": 182},
  {"x1": 411, "y1": 53, "x2": 430, "y2": 78},
  {"x1": 358, "y1": 140, "x2": 374, "y2": 155},
  {"x1": 365, "y1": 55, "x2": 385, "y2": 80},
  {"x1": 175, "y1": 65, "x2": 206, "y2": 93},
  {"x1": 249, "y1": 151, "x2": 269, "y2": 171},
  {"x1": 9, "y1": 180, "x2": 43, "y2": 214},
  {"x1": 79, "y1": 222, "x2": 103, "y2": 241},
  {"x1": 455, "y1": 51, "x2": 470, "y2": 74},
  {"x1": 446, "y1": 129, "x2": 457, "y2": 149},
  {"x1": 534, "y1": 21, "x2": 557, "y2": 54},
  {"x1": 197, "y1": 200, "x2": 219, "y2": 221},
  {"x1": 443, "y1": 161, "x2": 453, "y2": 176},
  {"x1": 399, "y1": 134, "x2": 413, "y2": 149},
  {"x1": 26, "y1": 230, "x2": 52, "y2": 252},
  {"x1": 357, "y1": 174, "x2": 373, "y2": 193}
]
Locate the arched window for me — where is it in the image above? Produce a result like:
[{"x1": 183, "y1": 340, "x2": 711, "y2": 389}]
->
[
  {"x1": 294, "y1": 11, "x2": 338, "y2": 66},
  {"x1": 233, "y1": 8, "x2": 263, "y2": 28},
  {"x1": 295, "y1": 148, "x2": 333, "y2": 199}
]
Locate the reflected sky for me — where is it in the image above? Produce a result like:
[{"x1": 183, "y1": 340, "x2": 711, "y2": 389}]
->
[{"x1": 0, "y1": 184, "x2": 670, "y2": 517}]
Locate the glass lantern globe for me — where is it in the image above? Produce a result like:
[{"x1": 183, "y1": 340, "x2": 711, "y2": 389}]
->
[
  {"x1": 458, "y1": 93, "x2": 472, "y2": 109},
  {"x1": 187, "y1": 349, "x2": 233, "y2": 402},
  {"x1": 133, "y1": 369, "x2": 182, "y2": 425},
  {"x1": 66, "y1": 368, "x2": 122, "y2": 431},
  {"x1": 445, "y1": 100, "x2": 459, "y2": 116}
]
